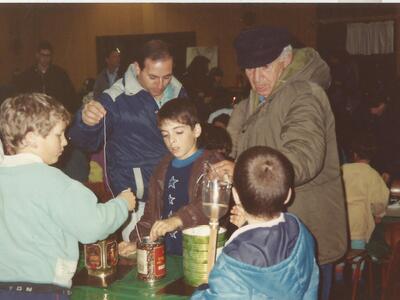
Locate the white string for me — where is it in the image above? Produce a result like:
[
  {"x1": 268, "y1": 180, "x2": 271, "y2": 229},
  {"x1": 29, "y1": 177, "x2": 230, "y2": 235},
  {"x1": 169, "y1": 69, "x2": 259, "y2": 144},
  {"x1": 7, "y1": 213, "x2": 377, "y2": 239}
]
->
[{"x1": 102, "y1": 115, "x2": 142, "y2": 243}]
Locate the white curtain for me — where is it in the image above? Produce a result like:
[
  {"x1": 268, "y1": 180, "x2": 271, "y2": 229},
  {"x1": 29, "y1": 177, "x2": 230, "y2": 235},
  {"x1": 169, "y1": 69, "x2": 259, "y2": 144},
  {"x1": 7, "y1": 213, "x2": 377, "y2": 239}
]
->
[{"x1": 346, "y1": 20, "x2": 394, "y2": 55}]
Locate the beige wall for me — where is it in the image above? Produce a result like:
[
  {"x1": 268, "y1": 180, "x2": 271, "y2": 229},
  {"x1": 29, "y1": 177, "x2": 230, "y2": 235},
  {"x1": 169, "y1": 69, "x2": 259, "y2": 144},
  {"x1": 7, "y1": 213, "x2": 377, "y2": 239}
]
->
[{"x1": 0, "y1": 3, "x2": 318, "y2": 90}]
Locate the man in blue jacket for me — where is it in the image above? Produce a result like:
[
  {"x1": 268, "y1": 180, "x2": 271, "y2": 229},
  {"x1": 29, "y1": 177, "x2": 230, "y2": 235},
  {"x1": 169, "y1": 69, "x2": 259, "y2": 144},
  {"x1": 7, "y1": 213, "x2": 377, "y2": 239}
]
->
[{"x1": 69, "y1": 40, "x2": 186, "y2": 240}]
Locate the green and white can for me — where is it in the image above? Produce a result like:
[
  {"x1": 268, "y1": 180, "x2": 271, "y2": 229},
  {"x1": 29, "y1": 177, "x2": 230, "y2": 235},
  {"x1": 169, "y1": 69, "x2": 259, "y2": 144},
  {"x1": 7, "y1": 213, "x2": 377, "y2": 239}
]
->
[{"x1": 182, "y1": 225, "x2": 226, "y2": 287}]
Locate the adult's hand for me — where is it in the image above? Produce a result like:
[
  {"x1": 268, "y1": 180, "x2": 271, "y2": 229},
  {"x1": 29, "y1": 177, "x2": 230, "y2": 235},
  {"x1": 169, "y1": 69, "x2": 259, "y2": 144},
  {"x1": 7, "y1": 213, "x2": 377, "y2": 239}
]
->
[
  {"x1": 211, "y1": 160, "x2": 235, "y2": 182},
  {"x1": 82, "y1": 100, "x2": 107, "y2": 126}
]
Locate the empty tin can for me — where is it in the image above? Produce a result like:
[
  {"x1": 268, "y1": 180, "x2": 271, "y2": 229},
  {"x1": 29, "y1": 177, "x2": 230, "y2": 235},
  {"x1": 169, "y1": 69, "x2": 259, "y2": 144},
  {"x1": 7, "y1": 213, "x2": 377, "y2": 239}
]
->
[{"x1": 137, "y1": 237, "x2": 166, "y2": 282}]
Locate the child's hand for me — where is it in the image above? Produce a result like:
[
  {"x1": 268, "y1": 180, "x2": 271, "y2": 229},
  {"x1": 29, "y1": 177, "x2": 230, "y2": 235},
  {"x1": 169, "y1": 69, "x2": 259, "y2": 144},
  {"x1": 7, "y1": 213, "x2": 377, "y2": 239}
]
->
[
  {"x1": 117, "y1": 188, "x2": 136, "y2": 211},
  {"x1": 118, "y1": 241, "x2": 137, "y2": 257},
  {"x1": 149, "y1": 217, "x2": 183, "y2": 242},
  {"x1": 230, "y1": 205, "x2": 246, "y2": 228}
]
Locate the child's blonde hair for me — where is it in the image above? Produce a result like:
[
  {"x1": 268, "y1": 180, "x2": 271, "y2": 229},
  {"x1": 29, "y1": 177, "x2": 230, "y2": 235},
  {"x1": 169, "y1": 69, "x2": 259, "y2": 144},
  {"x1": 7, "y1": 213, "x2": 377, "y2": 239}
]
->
[{"x1": 0, "y1": 93, "x2": 71, "y2": 154}]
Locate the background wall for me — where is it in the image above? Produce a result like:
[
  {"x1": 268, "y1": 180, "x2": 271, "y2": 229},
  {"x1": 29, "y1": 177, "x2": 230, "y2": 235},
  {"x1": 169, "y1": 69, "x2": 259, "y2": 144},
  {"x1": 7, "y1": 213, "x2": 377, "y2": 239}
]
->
[
  {"x1": 0, "y1": 3, "x2": 399, "y2": 92},
  {"x1": 0, "y1": 3, "x2": 317, "y2": 91}
]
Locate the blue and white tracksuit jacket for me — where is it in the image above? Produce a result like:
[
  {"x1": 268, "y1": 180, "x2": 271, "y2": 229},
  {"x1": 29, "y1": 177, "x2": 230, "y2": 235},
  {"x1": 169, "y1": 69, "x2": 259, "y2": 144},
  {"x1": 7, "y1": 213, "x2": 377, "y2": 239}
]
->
[
  {"x1": 68, "y1": 64, "x2": 186, "y2": 201},
  {"x1": 191, "y1": 213, "x2": 319, "y2": 300}
]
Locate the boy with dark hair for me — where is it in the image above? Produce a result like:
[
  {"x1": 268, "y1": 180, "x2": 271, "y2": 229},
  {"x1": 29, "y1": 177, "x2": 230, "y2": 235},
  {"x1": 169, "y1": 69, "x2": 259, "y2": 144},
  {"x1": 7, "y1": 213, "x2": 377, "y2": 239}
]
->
[
  {"x1": 192, "y1": 146, "x2": 319, "y2": 300},
  {"x1": 118, "y1": 97, "x2": 223, "y2": 256},
  {"x1": 0, "y1": 93, "x2": 135, "y2": 300},
  {"x1": 342, "y1": 134, "x2": 389, "y2": 249}
]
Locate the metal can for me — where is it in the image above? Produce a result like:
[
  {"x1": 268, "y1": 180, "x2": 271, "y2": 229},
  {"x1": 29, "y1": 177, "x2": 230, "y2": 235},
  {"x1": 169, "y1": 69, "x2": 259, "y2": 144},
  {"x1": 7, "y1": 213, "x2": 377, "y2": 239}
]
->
[
  {"x1": 137, "y1": 236, "x2": 166, "y2": 282},
  {"x1": 84, "y1": 235, "x2": 118, "y2": 277}
]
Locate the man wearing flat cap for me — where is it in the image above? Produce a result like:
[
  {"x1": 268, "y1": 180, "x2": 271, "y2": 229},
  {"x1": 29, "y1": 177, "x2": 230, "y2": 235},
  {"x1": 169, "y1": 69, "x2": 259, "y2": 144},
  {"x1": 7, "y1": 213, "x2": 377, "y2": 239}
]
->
[{"x1": 213, "y1": 27, "x2": 347, "y2": 300}]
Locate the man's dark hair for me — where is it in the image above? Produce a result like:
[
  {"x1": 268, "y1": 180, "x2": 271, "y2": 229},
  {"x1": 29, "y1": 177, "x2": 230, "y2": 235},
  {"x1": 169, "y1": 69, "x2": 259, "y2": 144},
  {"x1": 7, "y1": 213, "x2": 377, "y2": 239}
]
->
[
  {"x1": 199, "y1": 123, "x2": 232, "y2": 156},
  {"x1": 37, "y1": 41, "x2": 53, "y2": 53},
  {"x1": 137, "y1": 40, "x2": 173, "y2": 69},
  {"x1": 212, "y1": 113, "x2": 230, "y2": 128},
  {"x1": 105, "y1": 46, "x2": 120, "y2": 58},
  {"x1": 233, "y1": 146, "x2": 294, "y2": 218},
  {"x1": 349, "y1": 133, "x2": 377, "y2": 161},
  {"x1": 157, "y1": 97, "x2": 199, "y2": 129}
]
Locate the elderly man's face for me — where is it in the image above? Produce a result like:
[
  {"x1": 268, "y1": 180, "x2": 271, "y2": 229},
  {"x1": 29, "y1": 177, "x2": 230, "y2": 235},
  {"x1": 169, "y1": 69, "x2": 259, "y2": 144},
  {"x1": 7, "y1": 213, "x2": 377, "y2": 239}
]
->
[
  {"x1": 135, "y1": 57, "x2": 173, "y2": 100},
  {"x1": 245, "y1": 55, "x2": 290, "y2": 98}
]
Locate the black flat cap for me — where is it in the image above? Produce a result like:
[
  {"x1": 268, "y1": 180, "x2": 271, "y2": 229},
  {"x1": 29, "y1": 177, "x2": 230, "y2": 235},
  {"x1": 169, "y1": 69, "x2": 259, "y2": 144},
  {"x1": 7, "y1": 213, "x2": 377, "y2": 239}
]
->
[{"x1": 234, "y1": 27, "x2": 292, "y2": 69}]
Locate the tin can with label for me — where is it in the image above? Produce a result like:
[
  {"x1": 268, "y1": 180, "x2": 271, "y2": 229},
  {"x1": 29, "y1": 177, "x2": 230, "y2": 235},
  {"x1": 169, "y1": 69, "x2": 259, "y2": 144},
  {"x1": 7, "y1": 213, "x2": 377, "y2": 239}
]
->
[
  {"x1": 84, "y1": 235, "x2": 118, "y2": 277},
  {"x1": 137, "y1": 236, "x2": 166, "y2": 282}
]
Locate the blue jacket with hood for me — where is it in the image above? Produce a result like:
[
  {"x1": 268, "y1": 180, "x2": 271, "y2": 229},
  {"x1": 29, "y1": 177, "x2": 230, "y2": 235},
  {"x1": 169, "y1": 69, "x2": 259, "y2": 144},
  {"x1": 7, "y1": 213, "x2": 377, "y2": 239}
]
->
[
  {"x1": 191, "y1": 213, "x2": 319, "y2": 300},
  {"x1": 69, "y1": 64, "x2": 186, "y2": 200}
]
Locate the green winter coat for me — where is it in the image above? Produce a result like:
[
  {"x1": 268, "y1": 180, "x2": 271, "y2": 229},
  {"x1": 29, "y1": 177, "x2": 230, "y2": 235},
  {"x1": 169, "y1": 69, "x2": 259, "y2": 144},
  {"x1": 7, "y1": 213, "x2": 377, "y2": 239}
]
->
[{"x1": 228, "y1": 48, "x2": 347, "y2": 265}]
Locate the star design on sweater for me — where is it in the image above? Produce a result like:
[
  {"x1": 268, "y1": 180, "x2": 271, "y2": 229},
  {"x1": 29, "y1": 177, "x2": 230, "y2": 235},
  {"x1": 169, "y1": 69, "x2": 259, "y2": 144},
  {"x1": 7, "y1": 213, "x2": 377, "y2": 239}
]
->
[
  {"x1": 169, "y1": 231, "x2": 178, "y2": 239},
  {"x1": 168, "y1": 194, "x2": 175, "y2": 205},
  {"x1": 168, "y1": 176, "x2": 179, "y2": 189},
  {"x1": 168, "y1": 211, "x2": 173, "y2": 217}
]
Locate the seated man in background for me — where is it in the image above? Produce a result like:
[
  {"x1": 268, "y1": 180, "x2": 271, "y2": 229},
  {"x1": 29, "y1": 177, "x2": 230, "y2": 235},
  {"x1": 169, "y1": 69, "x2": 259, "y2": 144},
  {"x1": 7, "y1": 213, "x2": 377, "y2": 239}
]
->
[{"x1": 93, "y1": 46, "x2": 122, "y2": 100}]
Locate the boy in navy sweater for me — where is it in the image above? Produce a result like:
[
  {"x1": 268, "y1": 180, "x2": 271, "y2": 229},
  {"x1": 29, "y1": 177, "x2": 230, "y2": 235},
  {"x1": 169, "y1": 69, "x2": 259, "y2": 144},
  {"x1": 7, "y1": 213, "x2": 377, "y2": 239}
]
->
[{"x1": 119, "y1": 98, "x2": 223, "y2": 256}]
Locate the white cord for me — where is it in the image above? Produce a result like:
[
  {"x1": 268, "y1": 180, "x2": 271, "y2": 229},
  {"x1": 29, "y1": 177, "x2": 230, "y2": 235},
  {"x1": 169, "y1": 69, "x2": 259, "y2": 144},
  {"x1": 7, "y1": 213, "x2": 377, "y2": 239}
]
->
[{"x1": 102, "y1": 115, "x2": 142, "y2": 243}]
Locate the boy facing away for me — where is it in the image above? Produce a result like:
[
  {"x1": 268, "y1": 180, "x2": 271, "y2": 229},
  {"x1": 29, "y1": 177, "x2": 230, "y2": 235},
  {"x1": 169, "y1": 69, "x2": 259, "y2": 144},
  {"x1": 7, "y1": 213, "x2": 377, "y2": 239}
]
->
[
  {"x1": 342, "y1": 134, "x2": 389, "y2": 249},
  {"x1": 192, "y1": 146, "x2": 319, "y2": 300},
  {"x1": 0, "y1": 93, "x2": 135, "y2": 300},
  {"x1": 119, "y1": 97, "x2": 224, "y2": 256}
]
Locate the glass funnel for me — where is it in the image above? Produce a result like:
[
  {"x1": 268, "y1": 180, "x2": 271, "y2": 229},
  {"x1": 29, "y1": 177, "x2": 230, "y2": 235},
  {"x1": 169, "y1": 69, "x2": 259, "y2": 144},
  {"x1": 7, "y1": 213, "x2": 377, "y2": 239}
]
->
[{"x1": 200, "y1": 162, "x2": 232, "y2": 221}]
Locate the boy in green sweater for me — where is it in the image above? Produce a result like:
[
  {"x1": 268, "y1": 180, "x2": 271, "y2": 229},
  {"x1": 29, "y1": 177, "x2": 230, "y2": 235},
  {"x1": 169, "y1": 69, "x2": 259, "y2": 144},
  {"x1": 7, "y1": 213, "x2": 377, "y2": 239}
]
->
[{"x1": 0, "y1": 93, "x2": 135, "y2": 300}]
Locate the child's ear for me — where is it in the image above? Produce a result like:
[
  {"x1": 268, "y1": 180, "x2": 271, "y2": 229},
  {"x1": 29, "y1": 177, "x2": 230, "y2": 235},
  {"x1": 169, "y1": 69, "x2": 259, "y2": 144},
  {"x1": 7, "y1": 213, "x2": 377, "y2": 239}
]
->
[
  {"x1": 232, "y1": 187, "x2": 242, "y2": 206},
  {"x1": 283, "y1": 188, "x2": 292, "y2": 205},
  {"x1": 194, "y1": 123, "x2": 202, "y2": 138},
  {"x1": 23, "y1": 131, "x2": 40, "y2": 149}
]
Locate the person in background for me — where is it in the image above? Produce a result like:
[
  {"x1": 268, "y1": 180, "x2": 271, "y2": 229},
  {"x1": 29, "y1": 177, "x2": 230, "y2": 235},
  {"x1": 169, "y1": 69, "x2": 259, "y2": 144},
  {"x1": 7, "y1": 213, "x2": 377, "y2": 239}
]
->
[
  {"x1": 15, "y1": 41, "x2": 79, "y2": 114},
  {"x1": 118, "y1": 98, "x2": 223, "y2": 256},
  {"x1": 207, "y1": 67, "x2": 230, "y2": 111},
  {"x1": 191, "y1": 146, "x2": 319, "y2": 299},
  {"x1": 199, "y1": 123, "x2": 232, "y2": 159},
  {"x1": 0, "y1": 93, "x2": 135, "y2": 300},
  {"x1": 93, "y1": 47, "x2": 122, "y2": 100},
  {"x1": 342, "y1": 133, "x2": 389, "y2": 250},
  {"x1": 352, "y1": 86, "x2": 400, "y2": 184},
  {"x1": 182, "y1": 55, "x2": 212, "y2": 122},
  {"x1": 209, "y1": 113, "x2": 231, "y2": 129},
  {"x1": 212, "y1": 26, "x2": 347, "y2": 300},
  {"x1": 15, "y1": 40, "x2": 88, "y2": 182},
  {"x1": 69, "y1": 40, "x2": 187, "y2": 242}
]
